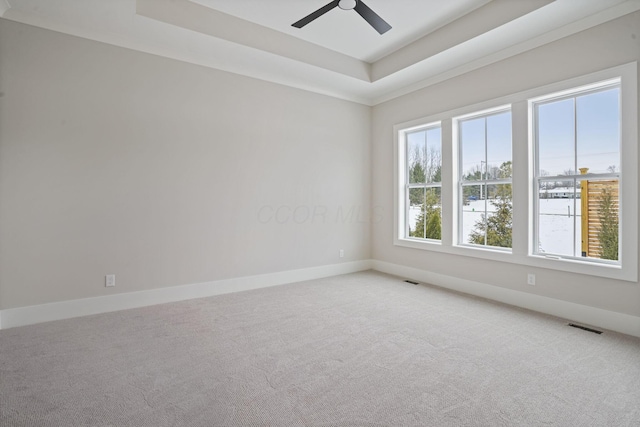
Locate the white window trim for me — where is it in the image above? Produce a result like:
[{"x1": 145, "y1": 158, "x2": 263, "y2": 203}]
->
[
  {"x1": 531, "y1": 78, "x2": 621, "y2": 264},
  {"x1": 454, "y1": 105, "x2": 512, "y2": 250},
  {"x1": 395, "y1": 119, "x2": 443, "y2": 247},
  {"x1": 393, "y1": 62, "x2": 637, "y2": 282},
  {"x1": 402, "y1": 122, "x2": 443, "y2": 243}
]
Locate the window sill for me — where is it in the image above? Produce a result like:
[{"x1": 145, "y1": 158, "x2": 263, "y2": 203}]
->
[{"x1": 394, "y1": 237, "x2": 636, "y2": 282}]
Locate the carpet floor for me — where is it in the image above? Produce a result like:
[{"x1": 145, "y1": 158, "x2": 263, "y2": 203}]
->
[{"x1": 1, "y1": 271, "x2": 639, "y2": 426}]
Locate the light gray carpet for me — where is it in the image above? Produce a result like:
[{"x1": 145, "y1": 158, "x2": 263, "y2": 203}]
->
[{"x1": 1, "y1": 271, "x2": 639, "y2": 426}]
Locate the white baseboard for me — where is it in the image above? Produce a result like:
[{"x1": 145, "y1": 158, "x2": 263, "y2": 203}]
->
[
  {"x1": 0, "y1": 260, "x2": 373, "y2": 330},
  {"x1": 3, "y1": 259, "x2": 638, "y2": 338},
  {"x1": 372, "y1": 260, "x2": 640, "y2": 338}
]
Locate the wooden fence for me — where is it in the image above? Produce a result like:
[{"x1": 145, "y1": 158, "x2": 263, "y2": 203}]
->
[{"x1": 580, "y1": 179, "x2": 619, "y2": 258}]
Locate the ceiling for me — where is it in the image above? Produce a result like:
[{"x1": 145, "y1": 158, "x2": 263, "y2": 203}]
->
[
  {"x1": 2, "y1": 0, "x2": 639, "y2": 105},
  {"x1": 189, "y1": 0, "x2": 493, "y2": 62}
]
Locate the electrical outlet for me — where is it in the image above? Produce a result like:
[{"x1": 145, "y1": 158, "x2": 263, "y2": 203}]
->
[
  {"x1": 105, "y1": 274, "x2": 116, "y2": 287},
  {"x1": 339, "y1": 249, "x2": 344, "y2": 258},
  {"x1": 527, "y1": 274, "x2": 536, "y2": 286}
]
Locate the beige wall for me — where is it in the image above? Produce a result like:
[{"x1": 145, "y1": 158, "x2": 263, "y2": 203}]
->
[
  {"x1": 372, "y1": 12, "x2": 640, "y2": 317},
  {"x1": 0, "y1": 19, "x2": 371, "y2": 309},
  {"x1": 2, "y1": 11, "x2": 639, "y2": 322}
]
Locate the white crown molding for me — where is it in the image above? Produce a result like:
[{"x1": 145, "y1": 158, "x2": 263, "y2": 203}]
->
[
  {"x1": 2, "y1": 0, "x2": 639, "y2": 105},
  {"x1": 370, "y1": 0, "x2": 640, "y2": 104},
  {"x1": 137, "y1": 0, "x2": 372, "y2": 83}
]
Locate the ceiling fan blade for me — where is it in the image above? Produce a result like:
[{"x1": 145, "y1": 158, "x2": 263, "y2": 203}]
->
[
  {"x1": 353, "y1": 1, "x2": 391, "y2": 34},
  {"x1": 292, "y1": 0, "x2": 340, "y2": 28}
]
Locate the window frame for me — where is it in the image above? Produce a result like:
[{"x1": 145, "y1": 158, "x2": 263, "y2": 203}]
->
[
  {"x1": 393, "y1": 62, "x2": 637, "y2": 282},
  {"x1": 397, "y1": 121, "x2": 443, "y2": 245},
  {"x1": 455, "y1": 105, "x2": 513, "y2": 251},
  {"x1": 530, "y1": 79, "x2": 621, "y2": 265}
]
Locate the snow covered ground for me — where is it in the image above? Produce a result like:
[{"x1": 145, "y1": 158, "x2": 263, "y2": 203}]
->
[
  {"x1": 537, "y1": 198, "x2": 582, "y2": 256},
  {"x1": 409, "y1": 199, "x2": 581, "y2": 255}
]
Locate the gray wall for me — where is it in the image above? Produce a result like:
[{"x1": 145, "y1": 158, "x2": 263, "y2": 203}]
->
[
  {"x1": 2, "y1": 11, "x2": 639, "y2": 321},
  {"x1": 0, "y1": 19, "x2": 371, "y2": 309},
  {"x1": 372, "y1": 12, "x2": 640, "y2": 317}
]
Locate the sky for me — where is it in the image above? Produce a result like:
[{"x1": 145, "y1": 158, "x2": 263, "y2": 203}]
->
[
  {"x1": 406, "y1": 86, "x2": 620, "y2": 181},
  {"x1": 537, "y1": 87, "x2": 620, "y2": 176},
  {"x1": 407, "y1": 126, "x2": 442, "y2": 183},
  {"x1": 460, "y1": 110, "x2": 512, "y2": 178}
]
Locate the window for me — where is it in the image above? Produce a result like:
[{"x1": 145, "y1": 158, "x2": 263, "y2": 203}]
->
[
  {"x1": 403, "y1": 124, "x2": 442, "y2": 241},
  {"x1": 457, "y1": 108, "x2": 512, "y2": 249},
  {"x1": 532, "y1": 80, "x2": 621, "y2": 263},
  {"x1": 394, "y1": 62, "x2": 637, "y2": 281}
]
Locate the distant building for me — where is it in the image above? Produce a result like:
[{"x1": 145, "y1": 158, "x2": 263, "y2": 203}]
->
[{"x1": 540, "y1": 187, "x2": 580, "y2": 199}]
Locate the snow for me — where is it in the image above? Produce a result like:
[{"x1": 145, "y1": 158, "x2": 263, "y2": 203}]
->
[
  {"x1": 409, "y1": 199, "x2": 581, "y2": 255},
  {"x1": 538, "y1": 198, "x2": 582, "y2": 256}
]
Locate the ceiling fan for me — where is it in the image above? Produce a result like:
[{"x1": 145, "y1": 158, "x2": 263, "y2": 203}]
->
[{"x1": 292, "y1": 0, "x2": 392, "y2": 35}]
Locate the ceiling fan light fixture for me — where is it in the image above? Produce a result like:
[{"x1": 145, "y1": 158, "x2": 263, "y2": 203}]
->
[
  {"x1": 338, "y1": 0, "x2": 357, "y2": 10},
  {"x1": 292, "y1": 0, "x2": 391, "y2": 35}
]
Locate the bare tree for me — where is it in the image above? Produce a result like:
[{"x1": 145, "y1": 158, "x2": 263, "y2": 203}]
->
[
  {"x1": 539, "y1": 170, "x2": 552, "y2": 191},
  {"x1": 557, "y1": 168, "x2": 575, "y2": 188},
  {"x1": 425, "y1": 146, "x2": 441, "y2": 183}
]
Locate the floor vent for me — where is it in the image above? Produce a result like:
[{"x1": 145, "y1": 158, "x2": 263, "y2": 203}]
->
[
  {"x1": 404, "y1": 280, "x2": 419, "y2": 285},
  {"x1": 568, "y1": 323, "x2": 603, "y2": 334}
]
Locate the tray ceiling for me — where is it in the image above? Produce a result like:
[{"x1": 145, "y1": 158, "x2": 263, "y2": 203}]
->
[{"x1": 2, "y1": 0, "x2": 639, "y2": 105}]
